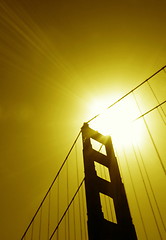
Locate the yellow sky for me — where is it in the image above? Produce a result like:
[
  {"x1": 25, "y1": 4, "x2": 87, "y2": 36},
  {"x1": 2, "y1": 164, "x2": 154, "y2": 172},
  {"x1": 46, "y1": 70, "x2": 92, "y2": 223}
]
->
[{"x1": 0, "y1": 0, "x2": 166, "y2": 239}]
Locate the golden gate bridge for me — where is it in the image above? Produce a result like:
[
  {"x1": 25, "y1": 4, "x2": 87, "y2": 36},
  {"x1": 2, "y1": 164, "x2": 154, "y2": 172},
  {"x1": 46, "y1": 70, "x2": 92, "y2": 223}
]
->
[{"x1": 20, "y1": 66, "x2": 166, "y2": 240}]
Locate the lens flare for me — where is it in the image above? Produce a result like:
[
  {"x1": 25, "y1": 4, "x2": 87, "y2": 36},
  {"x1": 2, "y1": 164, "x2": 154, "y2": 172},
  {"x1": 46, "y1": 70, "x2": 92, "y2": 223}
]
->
[{"x1": 89, "y1": 97, "x2": 144, "y2": 148}]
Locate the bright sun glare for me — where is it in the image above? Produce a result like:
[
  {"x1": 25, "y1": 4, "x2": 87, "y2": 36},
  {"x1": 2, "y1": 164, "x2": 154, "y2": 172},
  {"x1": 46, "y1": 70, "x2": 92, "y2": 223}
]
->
[{"x1": 89, "y1": 97, "x2": 143, "y2": 148}]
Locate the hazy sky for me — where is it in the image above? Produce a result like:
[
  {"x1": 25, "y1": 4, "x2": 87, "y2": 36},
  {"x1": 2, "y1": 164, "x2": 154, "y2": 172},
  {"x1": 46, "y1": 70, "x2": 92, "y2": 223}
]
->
[{"x1": 0, "y1": 0, "x2": 166, "y2": 240}]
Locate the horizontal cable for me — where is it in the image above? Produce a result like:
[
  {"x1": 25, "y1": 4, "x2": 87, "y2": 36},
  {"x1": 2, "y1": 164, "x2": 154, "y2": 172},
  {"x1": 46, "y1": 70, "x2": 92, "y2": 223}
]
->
[
  {"x1": 49, "y1": 178, "x2": 85, "y2": 240},
  {"x1": 87, "y1": 65, "x2": 166, "y2": 123},
  {"x1": 133, "y1": 100, "x2": 166, "y2": 122},
  {"x1": 20, "y1": 130, "x2": 81, "y2": 240}
]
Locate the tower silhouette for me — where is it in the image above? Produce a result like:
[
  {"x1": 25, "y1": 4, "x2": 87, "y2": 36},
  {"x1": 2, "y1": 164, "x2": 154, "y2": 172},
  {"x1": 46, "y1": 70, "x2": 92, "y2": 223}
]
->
[{"x1": 81, "y1": 123, "x2": 137, "y2": 240}]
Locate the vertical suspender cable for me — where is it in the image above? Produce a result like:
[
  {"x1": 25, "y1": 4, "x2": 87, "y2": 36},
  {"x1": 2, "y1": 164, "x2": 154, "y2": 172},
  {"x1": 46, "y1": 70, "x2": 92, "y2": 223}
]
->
[
  {"x1": 135, "y1": 142, "x2": 166, "y2": 232},
  {"x1": 73, "y1": 201, "x2": 76, "y2": 240},
  {"x1": 57, "y1": 177, "x2": 59, "y2": 240},
  {"x1": 66, "y1": 158, "x2": 70, "y2": 240},
  {"x1": 122, "y1": 148, "x2": 148, "y2": 240},
  {"x1": 133, "y1": 92, "x2": 166, "y2": 175},
  {"x1": 49, "y1": 179, "x2": 85, "y2": 240},
  {"x1": 20, "y1": 131, "x2": 81, "y2": 240},
  {"x1": 146, "y1": 81, "x2": 166, "y2": 124},
  {"x1": 47, "y1": 192, "x2": 51, "y2": 240},
  {"x1": 65, "y1": 212, "x2": 67, "y2": 240},
  {"x1": 75, "y1": 143, "x2": 83, "y2": 240},
  {"x1": 39, "y1": 207, "x2": 42, "y2": 240},
  {"x1": 81, "y1": 182, "x2": 87, "y2": 239},
  {"x1": 131, "y1": 143, "x2": 163, "y2": 239}
]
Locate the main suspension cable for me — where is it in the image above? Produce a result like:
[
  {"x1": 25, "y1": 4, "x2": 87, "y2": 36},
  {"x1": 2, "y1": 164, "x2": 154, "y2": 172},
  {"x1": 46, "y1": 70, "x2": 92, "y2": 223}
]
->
[
  {"x1": 49, "y1": 178, "x2": 85, "y2": 240},
  {"x1": 20, "y1": 130, "x2": 81, "y2": 240},
  {"x1": 87, "y1": 65, "x2": 166, "y2": 124},
  {"x1": 133, "y1": 92, "x2": 166, "y2": 175}
]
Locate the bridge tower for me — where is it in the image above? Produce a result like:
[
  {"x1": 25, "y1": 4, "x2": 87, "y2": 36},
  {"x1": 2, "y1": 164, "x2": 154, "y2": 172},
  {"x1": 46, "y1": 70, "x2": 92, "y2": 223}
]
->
[{"x1": 81, "y1": 123, "x2": 137, "y2": 240}]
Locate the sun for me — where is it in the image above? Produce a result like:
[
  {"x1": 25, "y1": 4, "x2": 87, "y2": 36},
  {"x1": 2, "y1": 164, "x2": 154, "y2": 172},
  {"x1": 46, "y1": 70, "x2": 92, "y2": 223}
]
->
[{"x1": 89, "y1": 97, "x2": 143, "y2": 148}]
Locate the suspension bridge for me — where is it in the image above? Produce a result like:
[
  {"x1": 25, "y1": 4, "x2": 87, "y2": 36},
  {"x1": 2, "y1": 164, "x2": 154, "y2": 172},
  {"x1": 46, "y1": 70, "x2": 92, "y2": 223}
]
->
[{"x1": 20, "y1": 66, "x2": 166, "y2": 240}]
